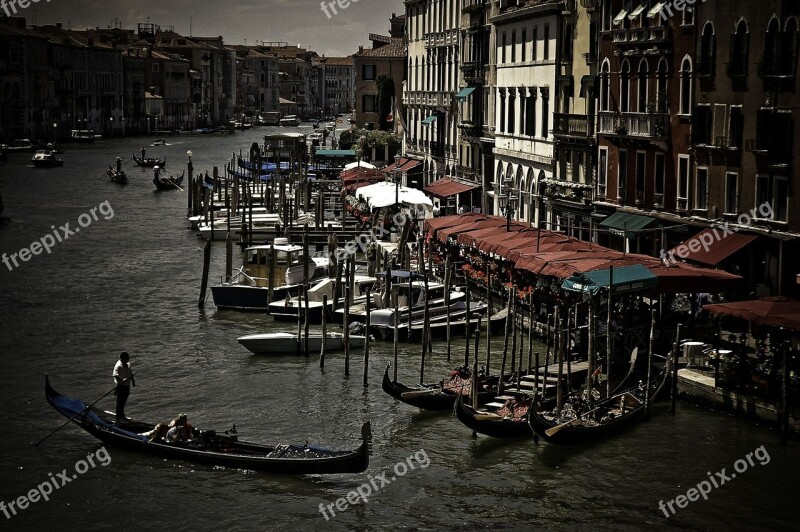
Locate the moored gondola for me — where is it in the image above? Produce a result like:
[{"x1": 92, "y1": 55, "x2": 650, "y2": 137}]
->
[
  {"x1": 454, "y1": 391, "x2": 534, "y2": 439},
  {"x1": 381, "y1": 364, "x2": 499, "y2": 411},
  {"x1": 45, "y1": 376, "x2": 371, "y2": 474},
  {"x1": 527, "y1": 357, "x2": 671, "y2": 445},
  {"x1": 132, "y1": 154, "x2": 166, "y2": 167}
]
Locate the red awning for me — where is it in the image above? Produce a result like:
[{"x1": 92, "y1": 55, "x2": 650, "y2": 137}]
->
[
  {"x1": 424, "y1": 177, "x2": 480, "y2": 199},
  {"x1": 703, "y1": 296, "x2": 800, "y2": 329},
  {"x1": 668, "y1": 228, "x2": 757, "y2": 266}
]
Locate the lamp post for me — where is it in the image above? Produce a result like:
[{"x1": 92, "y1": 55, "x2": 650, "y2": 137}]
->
[
  {"x1": 52, "y1": 122, "x2": 57, "y2": 144},
  {"x1": 109, "y1": 116, "x2": 113, "y2": 137},
  {"x1": 498, "y1": 176, "x2": 518, "y2": 232},
  {"x1": 394, "y1": 153, "x2": 401, "y2": 208}
]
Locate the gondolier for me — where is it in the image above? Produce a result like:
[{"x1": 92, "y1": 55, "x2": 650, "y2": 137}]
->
[{"x1": 112, "y1": 351, "x2": 135, "y2": 422}]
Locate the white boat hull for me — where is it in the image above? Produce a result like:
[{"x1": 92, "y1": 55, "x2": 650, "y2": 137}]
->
[{"x1": 237, "y1": 332, "x2": 366, "y2": 355}]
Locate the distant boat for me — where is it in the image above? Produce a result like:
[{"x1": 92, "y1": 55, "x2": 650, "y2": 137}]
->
[
  {"x1": 132, "y1": 154, "x2": 166, "y2": 167},
  {"x1": 237, "y1": 332, "x2": 366, "y2": 355},
  {"x1": 5, "y1": 139, "x2": 35, "y2": 152},
  {"x1": 152, "y1": 139, "x2": 166, "y2": 146},
  {"x1": 279, "y1": 115, "x2": 301, "y2": 127},
  {"x1": 260, "y1": 112, "x2": 281, "y2": 126},
  {"x1": 107, "y1": 167, "x2": 127, "y2": 184},
  {"x1": 153, "y1": 171, "x2": 184, "y2": 191},
  {"x1": 70, "y1": 130, "x2": 96, "y2": 143},
  {"x1": 31, "y1": 150, "x2": 64, "y2": 168}
]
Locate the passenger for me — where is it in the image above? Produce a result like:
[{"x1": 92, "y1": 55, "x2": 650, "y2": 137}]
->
[
  {"x1": 141, "y1": 422, "x2": 169, "y2": 442},
  {"x1": 166, "y1": 414, "x2": 192, "y2": 443}
]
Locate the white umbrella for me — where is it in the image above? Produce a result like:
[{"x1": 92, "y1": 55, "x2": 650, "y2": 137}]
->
[{"x1": 344, "y1": 161, "x2": 376, "y2": 170}]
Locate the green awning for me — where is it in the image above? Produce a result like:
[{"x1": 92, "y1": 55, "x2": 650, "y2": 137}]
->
[
  {"x1": 421, "y1": 115, "x2": 437, "y2": 125},
  {"x1": 562, "y1": 265, "x2": 658, "y2": 295},
  {"x1": 455, "y1": 87, "x2": 476, "y2": 100},
  {"x1": 315, "y1": 149, "x2": 356, "y2": 158},
  {"x1": 599, "y1": 211, "x2": 656, "y2": 236}
]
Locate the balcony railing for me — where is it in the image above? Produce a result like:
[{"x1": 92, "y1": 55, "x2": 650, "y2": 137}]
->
[
  {"x1": 654, "y1": 193, "x2": 664, "y2": 208},
  {"x1": 598, "y1": 111, "x2": 669, "y2": 140},
  {"x1": 542, "y1": 178, "x2": 593, "y2": 204},
  {"x1": 553, "y1": 113, "x2": 595, "y2": 139},
  {"x1": 714, "y1": 136, "x2": 743, "y2": 150},
  {"x1": 746, "y1": 137, "x2": 793, "y2": 167}
]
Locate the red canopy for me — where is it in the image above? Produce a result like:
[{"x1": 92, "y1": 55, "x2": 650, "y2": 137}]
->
[{"x1": 703, "y1": 296, "x2": 800, "y2": 329}]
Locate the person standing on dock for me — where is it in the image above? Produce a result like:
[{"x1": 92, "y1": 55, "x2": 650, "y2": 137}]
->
[{"x1": 112, "y1": 351, "x2": 135, "y2": 422}]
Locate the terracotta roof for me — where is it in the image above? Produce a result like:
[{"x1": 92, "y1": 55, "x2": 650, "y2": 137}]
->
[
  {"x1": 323, "y1": 56, "x2": 353, "y2": 66},
  {"x1": 355, "y1": 37, "x2": 404, "y2": 58}
]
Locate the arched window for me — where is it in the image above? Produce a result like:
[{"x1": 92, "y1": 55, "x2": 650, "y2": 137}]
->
[
  {"x1": 600, "y1": 60, "x2": 611, "y2": 111},
  {"x1": 729, "y1": 19, "x2": 750, "y2": 78},
  {"x1": 620, "y1": 60, "x2": 630, "y2": 113},
  {"x1": 698, "y1": 22, "x2": 716, "y2": 78},
  {"x1": 656, "y1": 58, "x2": 669, "y2": 111},
  {"x1": 782, "y1": 17, "x2": 799, "y2": 77},
  {"x1": 637, "y1": 59, "x2": 649, "y2": 113},
  {"x1": 764, "y1": 17, "x2": 781, "y2": 76},
  {"x1": 517, "y1": 166, "x2": 525, "y2": 221},
  {"x1": 679, "y1": 56, "x2": 692, "y2": 115}
]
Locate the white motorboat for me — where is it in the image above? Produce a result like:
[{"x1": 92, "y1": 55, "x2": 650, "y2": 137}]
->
[
  {"x1": 279, "y1": 115, "x2": 301, "y2": 127},
  {"x1": 31, "y1": 150, "x2": 64, "y2": 168},
  {"x1": 237, "y1": 332, "x2": 366, "y2": 355}
]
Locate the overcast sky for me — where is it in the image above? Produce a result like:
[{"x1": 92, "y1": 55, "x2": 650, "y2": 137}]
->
[{"x1": 32, "y1": 0, "x2": 404, "y2": 57}]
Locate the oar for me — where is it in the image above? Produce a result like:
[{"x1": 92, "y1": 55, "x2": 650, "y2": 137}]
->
[
  {"x1": 400, "y1": 388, "x2": 437, "y2": 399},
  {"x1": 35, "y1": 374, "x2": 135, "y2": 447},
  {"x1": 544, "y1": 405, "x2": 602, "y2": 438}
]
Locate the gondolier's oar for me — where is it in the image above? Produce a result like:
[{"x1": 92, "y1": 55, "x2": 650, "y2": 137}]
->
[
  {"x1": 35, "y1": 374, "x2": 136, "y2": 447},
  {"x1": 544, "y1": 405, "x2": 602, "y2": 438}
]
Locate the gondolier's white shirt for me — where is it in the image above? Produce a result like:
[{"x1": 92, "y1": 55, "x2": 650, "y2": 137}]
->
[{"x1": 113, "y1": 360, "x2": 132, "y2": 386}]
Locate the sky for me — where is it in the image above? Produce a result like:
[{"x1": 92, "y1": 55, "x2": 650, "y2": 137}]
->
[{"x1": 29, "y1": 0, "x2": 405, "y2": 57}]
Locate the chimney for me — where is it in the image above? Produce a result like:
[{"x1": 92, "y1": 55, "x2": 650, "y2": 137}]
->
[{"x1": 359, "y1": 46, "x2": 363, "y2": 53}]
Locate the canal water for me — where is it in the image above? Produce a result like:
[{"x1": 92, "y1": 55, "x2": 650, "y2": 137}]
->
[{"x1": 0, "y1": 129, "x2": 797, "y2": 531}]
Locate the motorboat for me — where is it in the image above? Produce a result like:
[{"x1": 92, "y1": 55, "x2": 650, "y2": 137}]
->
[
  {"x1": 236, "y1": 332, "x2": 366, "y2": 355},
  {"x1": 31, "y1": 150, "x2": 64, "y2": 168},
  {"x1": 279, "y1": 115, "x2": 301, "y2": 127}
]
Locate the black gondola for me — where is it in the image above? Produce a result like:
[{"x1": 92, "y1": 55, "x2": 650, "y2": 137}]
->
[
  {"x1": 132, "y1": 154, "x2": 166, "y2": 167},
  {"x1": 153, "y1": 171, "x2": 184, "y2": 191},
  {"x1": 381, "y1": 364, "x2": 500, "y2": 411},
  {"x1": 527, "y1": 357, "x2": 671, "y2": 445},
  {"x1": 454, "y1": 391, "x2": 534, "y2": 439},
  {"x1": 45, "y1": 376, "x2": 371, "y2": 474},
  {"x1": 107, "y1": 168, "x2": 127, "y2": 184}
]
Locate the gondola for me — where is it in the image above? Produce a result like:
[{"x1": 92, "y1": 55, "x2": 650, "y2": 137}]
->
[
  {"x1": 381, "y1": 364, "x2": 500, "y2": 411},
  {"x1": 153, "y1": 171, "x2": 184, "y2": 191},
  {"x1": 45, "y1": 376, "x2": 371, "y2": 475},
  {"x1": 132, "y1": 154, "x2": 166, "y2": 167},
  {"x1": 527, "y1": 356, "x2": 672, "y2": 445},
  {"x1": 454, "y1": 391, "x2": 534, "y2": 438},
  {"x1": 107, "y1": 167, "x2": 127, "y2": 184}
]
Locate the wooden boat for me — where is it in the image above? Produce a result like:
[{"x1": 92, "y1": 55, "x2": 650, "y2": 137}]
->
[
  {"x1": 382, "y1": 365, "x2": 504, "y2": 411},
  {"x1": 153, "y1": 171, "x2": 184, "y2": 191},
  {"x1": 71, "y1": 130, "x2": 96, "y2": 143},
  {"x1": 152, "y1": 139, "x2": 166, "y2": 146},
  {"x1": 527, "y1": 356, "x2": 671, "y2": 445},
  {"x1": 132, "y1": 154, "x2": 166, "y2": 167},
  {"x1": 6, "y1": 139, "x2": 36, "y2": 152},
  {"x1": 45, "y1": 376, "x2": 371, "y2": 474},
  {"x1": 107, "y1": 168, "x2": 127, "y2": 184},
  {"x1": 31, "y1": 149, "x2": 64, "y2": 168},
  {"x1": 237, "y1": 332, "x2": 366, "y2": 355},
  {"x1": 268, "y1": 276, "x2": 377, "y2": 324},
  {"x1": 279, "y1": 115, "x2": 301, "y2": 127},
  {"x1": 454, "y1": 391, "x2": 534, "y2": 439}
]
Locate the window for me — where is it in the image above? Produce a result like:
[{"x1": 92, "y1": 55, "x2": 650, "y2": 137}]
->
[
  {"x1": 678, "y1": 155, "x2": 690, "y2": 209},
  {"x1": 682, "y1": 6, "x2": 695, "y2": 26},
  {"x1": 602, "y1": 1, "x2": 613, "y2": 32},
  {"x1": 698, "y1": 22, "x2": 716, "y2": 78},
  {"x1": 598, "y1": 147, "x2": 608, "y2": 197},
  {"x1": 637, "y1": 60, "x2": 649, "y2": 112},
  {"x1": 620, "y1": 60, "x2": 630, "y2": 112},
  {"x1": 525, "y1": 90, "x2": 536, "y2": 136},
  {"x1": 532, "y1": 27, "x2": 538, "y2": 61},
  {"x1": 499, "y1": 90, "x2": 506, "y2": 133},
  {"x1": 712, "y1": 104, "x2": 727, "y2": 146},
  {"x1": 656, "y1": 58, "x2": 668, "y2": 111},
  {"x1": 521, "y1": 29, "x2": 527, "y2": 62},
  {"x1": 600, "y1": 60, "x2": 611, "y2": 111},
  {"x1": 728, "y1": 106, "x2": 744, "y2": 149},
  {"x1": 729, "y1": 20, "x2": 750, "y2": 78},
  {"x1": 508, "y1": 94, "x2": 516, "y2": 134},
  {"x1": 563, "y1": 24, "x2": 573, "y2": 63},
  {"x1": 635, "y1": 151, "x2": 646, "y2": 196},
  {"x1": 763, "y1": 18, "x2": 780, "y2": 76},
  {"x1": 680, "y1": 57, "x2": 693, "y2": 115},
  {"x1": 502, "y1": 32, "x2": 507, "y2": 64},
  {"x1": 618, "y1": 149, "x2": 628, "y2": 199},
  {"x1": 756, "y1": 175, "x2": 771, "y2": 214},
  {"x1": 725, "y1": 172, "x2": 738, "y2": 213},
  {"x1": 782, "y1": 18, "x2": 799, "y2": 77},
  {"x1": 544, "y1": 24, "x2": 550, "y2": 60},
  {"x1": 152, "y1": 63, "x2": 160, "y2": 73},
  {"x1": 362, "y1": 65, "x2": 376, "y2": 80},
  {"x1": 541, "y1": 88, "x2": 549, "y2": 138},
  {"x1": 511, "y1": 30, "x2": 516, "y2": 63},
  {"x1": 775, "y1": 177, "x2": 789, "y2": 221},
  {"x1": 362, "y1": 94, "x2": 376, "y2": 112},
  {"x1": 696, "y1": 168, "x2": 708, "y2": 209},
  {"x1": 654, "y1": 153, "x2": 666, "y2": 204}
]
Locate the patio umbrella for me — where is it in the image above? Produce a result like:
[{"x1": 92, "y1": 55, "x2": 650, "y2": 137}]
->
[{"x1": 703, "y1": 296, "x2": 800, "y2": 330}]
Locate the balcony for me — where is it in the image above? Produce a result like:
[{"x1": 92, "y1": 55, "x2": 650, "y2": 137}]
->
[
  {"x1": 611, "y1": 27, "x2": 670, "y2": 51},
  {"x1": 714, "y1": 136, "x2": 743, "y2": 150},
  {"x1": 746, "y1": 137, "x2": 792, "y2": 168},
  {"x1": 461, "y1": 61, "x2": 484, "y2": 84},
  {"x1": 758, "y1": 61, "x2": 797, "y2": 81},
  {"x1": 553, "y1": 113, "x2": 595, "y2": 139},
  {"x1": 598, "y1": 111, "x2": 669, "y2": 140},
  {"x1": 404, "y1": 91, "x2": 453, "y2": 109},
  {"x1": 542, "y1": 178, "x2": 593, "y2": 205},
  {"x1": 425, "y1": 30, "x2": 459, "y2": 49},
  {"x1": 462, "y1": 0, "x2": 486, "y2": 14},
  {"x1": 459, "y1": 120, "x2": 483, "y2": 139},
  {"x1": 654, "y1": 193, "x2": 664, "y2": 208}
]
